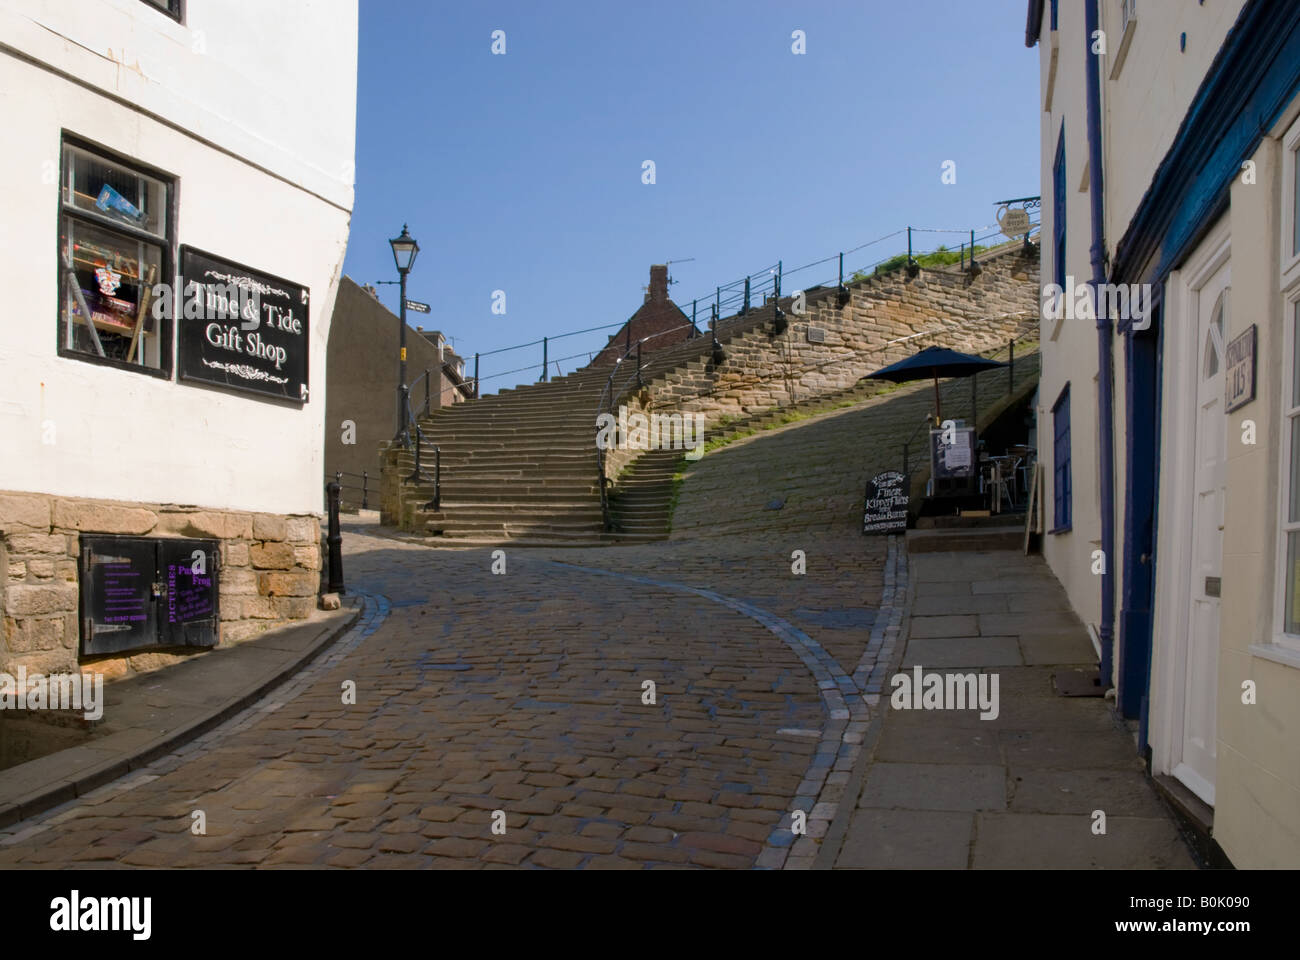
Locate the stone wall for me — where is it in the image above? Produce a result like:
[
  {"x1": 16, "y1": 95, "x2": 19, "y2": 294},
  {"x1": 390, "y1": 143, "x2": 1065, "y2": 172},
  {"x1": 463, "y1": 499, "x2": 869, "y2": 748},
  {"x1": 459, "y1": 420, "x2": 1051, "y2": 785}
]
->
[
  {"x1": 325, "y1": 276, "x2": 450, "y2": 508},
  {"x1": 603, "y1": 244, "x2": 1039, "y2": 482},
  {"x1": 0, "y1": 491, "x2": 322, "y2": 680}
]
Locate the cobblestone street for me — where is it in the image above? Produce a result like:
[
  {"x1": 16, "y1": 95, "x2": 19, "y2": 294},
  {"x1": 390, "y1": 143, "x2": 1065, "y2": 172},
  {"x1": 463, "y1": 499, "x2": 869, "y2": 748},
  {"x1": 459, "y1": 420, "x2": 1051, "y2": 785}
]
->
[{"x1": 0, "y1": 525, "x2": 897, "y2": 869}]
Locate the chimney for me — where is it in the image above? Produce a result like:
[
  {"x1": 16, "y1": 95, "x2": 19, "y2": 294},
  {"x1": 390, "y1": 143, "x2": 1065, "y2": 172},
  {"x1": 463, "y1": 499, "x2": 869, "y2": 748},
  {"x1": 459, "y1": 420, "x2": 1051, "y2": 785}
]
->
[{"x1": 647, "y1": 264, "x2": 668, "y2": 303}]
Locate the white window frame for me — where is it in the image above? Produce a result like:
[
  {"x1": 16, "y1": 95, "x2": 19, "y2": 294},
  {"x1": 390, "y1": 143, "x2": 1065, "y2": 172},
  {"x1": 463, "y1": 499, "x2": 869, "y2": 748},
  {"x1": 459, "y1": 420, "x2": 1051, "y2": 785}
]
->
[
  {"x1": 1270, "y1": 293, "x2": 1300, "y2": 662},
  {"x1": 1267, "y1": 112, "x2": 1300, "y2": 666},
  {"x1": 1282, "y1": 114, "x2": 1300, "y2": 289}
]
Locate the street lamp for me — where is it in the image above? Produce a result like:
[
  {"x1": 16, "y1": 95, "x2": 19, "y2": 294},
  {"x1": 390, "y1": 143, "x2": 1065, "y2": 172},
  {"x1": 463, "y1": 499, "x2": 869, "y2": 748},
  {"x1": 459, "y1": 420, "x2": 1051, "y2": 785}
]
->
[{"x1": 389, "y1": 224, "x2": 420, "y2": 444}]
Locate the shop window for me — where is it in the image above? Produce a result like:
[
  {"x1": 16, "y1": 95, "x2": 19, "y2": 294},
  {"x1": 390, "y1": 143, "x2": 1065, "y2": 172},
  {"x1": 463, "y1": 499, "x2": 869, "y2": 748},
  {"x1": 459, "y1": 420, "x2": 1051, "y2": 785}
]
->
[
  {"x1": 140, "y1": 0, "x2": 182, "y2": 20},
  {"x1": 1203, "y1": 293, "x2": 1225, "y2": 379},
  {"x1": 1284, "y1": 113, "x2": 1300, "y2": 285},
  {"x1": 58, "y1": 140, "x2": 173, "y2": 375},
  {"x1": 1052, "y1": 384, "x2": 1072, "y2": 532},
  {"x1": 1282, "y1": 301, "x2": 1300, "y2": 637},
  {"x1": 1278, "y1": 113, "x2": 1300, "y2": 650}
]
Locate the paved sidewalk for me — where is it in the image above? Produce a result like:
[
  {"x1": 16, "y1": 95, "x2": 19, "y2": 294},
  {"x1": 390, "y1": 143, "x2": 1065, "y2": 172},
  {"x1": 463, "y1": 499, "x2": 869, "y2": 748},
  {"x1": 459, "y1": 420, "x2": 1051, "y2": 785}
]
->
[
  {"x1": 0, "y1": 604, "x2": 358, "y2": 829},
  {"x1": 828, "y1": 547, "x2": 1195, "y2": 869}
]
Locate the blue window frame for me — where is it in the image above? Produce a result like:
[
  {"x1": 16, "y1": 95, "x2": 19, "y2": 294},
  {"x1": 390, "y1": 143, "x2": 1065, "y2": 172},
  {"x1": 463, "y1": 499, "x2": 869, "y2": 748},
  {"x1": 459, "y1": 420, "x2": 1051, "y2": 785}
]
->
[
  {"x1": 1053, "y1": 125, "x2": 1067, "y2": 293},
  {"x1": 1050, "y1": 0, "x2": 1058, "y2": 31},
  {"x1": 1052, "y1": 384, "x2": 1072, "y2": 532}
]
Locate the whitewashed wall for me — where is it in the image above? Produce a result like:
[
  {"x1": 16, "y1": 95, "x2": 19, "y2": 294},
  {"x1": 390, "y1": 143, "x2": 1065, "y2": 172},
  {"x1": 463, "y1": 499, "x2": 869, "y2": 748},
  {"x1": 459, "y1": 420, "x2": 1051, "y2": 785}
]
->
[
  {"x1": 0, "y1": 0, "x2": 357, "y2": 516},
  {"x1": 1034, "y1": 0, "x2": 1246, "y2": 650}
]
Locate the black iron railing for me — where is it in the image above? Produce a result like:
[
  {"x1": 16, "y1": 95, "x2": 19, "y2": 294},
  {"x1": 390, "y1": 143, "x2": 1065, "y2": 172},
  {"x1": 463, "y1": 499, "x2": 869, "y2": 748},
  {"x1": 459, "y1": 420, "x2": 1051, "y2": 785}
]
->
[
  {"x1": 405, "y1": 395, "x2": 441, "y2": 511},
  {"x1": 327, "y1": 470, "x2": 372, "y2": 511},
  {"x1": 466, "y1": 214, "x2": 1040, "y2": 396}
]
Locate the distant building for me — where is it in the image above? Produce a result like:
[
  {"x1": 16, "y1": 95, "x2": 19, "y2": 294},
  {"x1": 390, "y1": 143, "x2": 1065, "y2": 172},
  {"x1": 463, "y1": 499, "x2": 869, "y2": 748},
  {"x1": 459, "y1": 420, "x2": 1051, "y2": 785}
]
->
[
  {"x1": 588, "y1": 265, "x2": 697, "y2": 367},
  {"x1": 324, "y1": 277, "x2": 471, "y2": 509}
]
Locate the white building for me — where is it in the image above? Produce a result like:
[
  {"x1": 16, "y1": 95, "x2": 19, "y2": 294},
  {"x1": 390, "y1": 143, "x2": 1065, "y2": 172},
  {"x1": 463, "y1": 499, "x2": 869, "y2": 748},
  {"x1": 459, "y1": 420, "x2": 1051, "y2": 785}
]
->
[
  {"x1": 1026, "y1": 0, "x2": 1300, "y2": 867},
  {"x1": 0, "y1": 0, "x2": 357, "y2": 677}
]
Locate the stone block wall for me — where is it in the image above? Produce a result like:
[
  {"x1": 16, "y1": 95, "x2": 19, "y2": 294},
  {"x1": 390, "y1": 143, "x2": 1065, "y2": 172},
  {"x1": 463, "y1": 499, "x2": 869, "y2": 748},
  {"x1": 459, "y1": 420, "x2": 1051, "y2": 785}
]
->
[
  {"x1": 0, "y1": 491, "x2": 322, "y2": 680},
  {"x1": 602, "y1": 244, "x2": 1039, "y2": 482}
]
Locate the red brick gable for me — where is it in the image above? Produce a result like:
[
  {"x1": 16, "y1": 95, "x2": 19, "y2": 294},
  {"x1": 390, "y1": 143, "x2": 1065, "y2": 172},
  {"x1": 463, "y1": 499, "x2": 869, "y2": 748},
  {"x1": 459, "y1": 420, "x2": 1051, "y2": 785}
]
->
[{"x1": 587, "y1": 265, "x2": 698, "y2": 367}]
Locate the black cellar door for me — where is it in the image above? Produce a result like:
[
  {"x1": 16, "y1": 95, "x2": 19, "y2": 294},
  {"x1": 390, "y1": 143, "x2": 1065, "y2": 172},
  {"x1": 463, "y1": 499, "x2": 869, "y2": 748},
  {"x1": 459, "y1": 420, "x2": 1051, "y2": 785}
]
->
[
  {"x1": 80, "y1": 536, "x2": 158, "y2": 656},
  {"x1": 158, "y1": 538, "x2": 220, "y2": 648},
  {"x1": 80, "y1": 536, "x2": 220, "y2": 656}
]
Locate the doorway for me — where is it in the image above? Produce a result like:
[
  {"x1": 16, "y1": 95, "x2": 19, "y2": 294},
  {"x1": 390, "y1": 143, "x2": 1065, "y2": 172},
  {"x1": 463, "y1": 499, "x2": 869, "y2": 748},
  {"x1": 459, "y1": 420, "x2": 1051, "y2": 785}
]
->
[{"x1": 1152, "y1": 225, "x2": 1229, "y2": 807}]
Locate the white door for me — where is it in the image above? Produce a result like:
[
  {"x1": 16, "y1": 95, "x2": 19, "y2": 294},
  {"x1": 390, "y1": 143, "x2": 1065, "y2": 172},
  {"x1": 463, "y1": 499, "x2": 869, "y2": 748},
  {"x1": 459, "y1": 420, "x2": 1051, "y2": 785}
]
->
[{"x1": 1174, "y1": 264, "x2": 1229, "y2": 805}]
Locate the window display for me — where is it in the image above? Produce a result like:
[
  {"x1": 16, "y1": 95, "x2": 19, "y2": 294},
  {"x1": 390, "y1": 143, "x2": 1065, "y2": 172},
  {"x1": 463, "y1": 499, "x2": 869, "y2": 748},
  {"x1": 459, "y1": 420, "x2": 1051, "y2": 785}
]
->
[{"x1": 58, "y1": 142, "x2": 172, "y2": 372}]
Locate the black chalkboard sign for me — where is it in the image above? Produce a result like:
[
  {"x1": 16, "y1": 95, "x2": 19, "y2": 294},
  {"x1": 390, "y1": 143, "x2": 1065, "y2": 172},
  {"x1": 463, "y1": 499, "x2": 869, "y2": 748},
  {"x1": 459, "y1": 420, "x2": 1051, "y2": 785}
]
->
[
  {"x1": 80, "y1": 536, "x2": 219, "y2": 656},
  {"x1": 863, "y1": 470, "x2": 909, "y2": 535},
  {"x1": 177, "y1": 246, "x2": 309, "y2": 403}
]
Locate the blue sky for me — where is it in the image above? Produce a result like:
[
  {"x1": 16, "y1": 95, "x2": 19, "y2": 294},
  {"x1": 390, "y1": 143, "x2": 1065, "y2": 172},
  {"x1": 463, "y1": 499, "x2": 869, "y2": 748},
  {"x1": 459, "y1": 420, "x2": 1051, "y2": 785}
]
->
[{"x1": 343, "y1": 0, "x2": 1040, "y2": 391}]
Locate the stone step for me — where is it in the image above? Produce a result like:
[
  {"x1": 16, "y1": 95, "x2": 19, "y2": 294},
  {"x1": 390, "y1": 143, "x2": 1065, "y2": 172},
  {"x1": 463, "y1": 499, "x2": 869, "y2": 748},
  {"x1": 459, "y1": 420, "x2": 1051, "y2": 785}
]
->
[
  {"x1": 432, "y1": 523, "x2": 607, "y2": 537},
  {"x1": 431, "y1": 504, "x2": 603, "y2": 520},
  {"x1": 905, "y1": 526, "x2": 1024, "y2": 553}
]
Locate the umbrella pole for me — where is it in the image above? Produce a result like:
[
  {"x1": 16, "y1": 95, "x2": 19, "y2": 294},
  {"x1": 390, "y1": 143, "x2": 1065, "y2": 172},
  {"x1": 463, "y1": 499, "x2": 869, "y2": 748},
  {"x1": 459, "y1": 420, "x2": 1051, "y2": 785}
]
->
[{"x1": 933, "y1": 372, "x2": 942, "y2": 423}]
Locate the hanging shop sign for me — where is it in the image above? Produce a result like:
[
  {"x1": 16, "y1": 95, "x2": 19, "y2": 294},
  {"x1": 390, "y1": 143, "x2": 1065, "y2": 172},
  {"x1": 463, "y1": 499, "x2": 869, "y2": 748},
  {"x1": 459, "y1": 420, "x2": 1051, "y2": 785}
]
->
[
  {"x1": 995, "y1": 196, "x2": 1040, "y2": 240},
  {"x1": 863, "y1": 470, "x2": 909, "y2": 534},
  {"x1": 80, "y1": 536, "x2": 219, "y2": 656},
  {"x1": 1224, "y1": 324, "x2": 1256, "y2": 413},
  {"x1": 178, "y1": 246, "x2": 310, "y2": 403}
]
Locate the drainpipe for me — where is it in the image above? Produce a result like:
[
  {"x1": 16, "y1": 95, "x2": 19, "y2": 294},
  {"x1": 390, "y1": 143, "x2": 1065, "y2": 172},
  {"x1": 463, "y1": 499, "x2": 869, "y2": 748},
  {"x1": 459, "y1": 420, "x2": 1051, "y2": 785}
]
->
[{"x1": 1085, "y1": 0, "x2": 1115, "y2": 692}]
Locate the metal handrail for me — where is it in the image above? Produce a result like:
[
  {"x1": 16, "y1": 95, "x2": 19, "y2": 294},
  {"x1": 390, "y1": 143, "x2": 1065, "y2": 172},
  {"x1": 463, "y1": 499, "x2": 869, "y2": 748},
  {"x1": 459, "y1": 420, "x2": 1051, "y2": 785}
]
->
[
  {"x1": 405, "y1": 395, "x2": 441, "y2": 510},
  {"x1": 468, "y1": 216, "x2": 1040, "y2": 394},
  {"x1": 593, "y1": 285, "x2": 793, "y2": 530},
  {"x1": 408, "y1": 367, "x2": 436, "y2": 419},
  {"x1": 327, "y1": 470, "x2": 371, "y2": 511}
]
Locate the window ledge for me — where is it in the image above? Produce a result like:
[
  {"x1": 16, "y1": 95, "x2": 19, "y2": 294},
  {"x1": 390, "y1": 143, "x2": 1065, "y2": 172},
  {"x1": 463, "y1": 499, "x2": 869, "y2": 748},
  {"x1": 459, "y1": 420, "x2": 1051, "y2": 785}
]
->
[
  {"x1": 1250, "y1": 642, "x2": 1300, "y2": 670},
  {"x1": 1109, "y1": 17, "x2": 1136, "y2": 81},
  {"x1": 1044, "y1": 32, "x2": 1059, "y2": 112},
  {"x1": 57, "y1": 348, "x2": 171, "y2": 380}
]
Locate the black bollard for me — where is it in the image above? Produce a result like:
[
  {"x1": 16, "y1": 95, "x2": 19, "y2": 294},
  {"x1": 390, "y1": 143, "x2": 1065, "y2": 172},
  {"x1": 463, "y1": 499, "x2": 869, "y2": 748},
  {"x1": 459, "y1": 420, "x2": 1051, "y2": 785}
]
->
[{"x1": 326, "y1": 479, "x2": 345, "y2": 595}]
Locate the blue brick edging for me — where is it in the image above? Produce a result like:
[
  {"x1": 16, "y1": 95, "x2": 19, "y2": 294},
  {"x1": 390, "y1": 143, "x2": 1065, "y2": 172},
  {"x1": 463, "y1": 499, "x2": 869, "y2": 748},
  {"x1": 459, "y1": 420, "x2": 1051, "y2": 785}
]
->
[{"x1": 551, "y1": 557, "x2": 903, "y2": 871}]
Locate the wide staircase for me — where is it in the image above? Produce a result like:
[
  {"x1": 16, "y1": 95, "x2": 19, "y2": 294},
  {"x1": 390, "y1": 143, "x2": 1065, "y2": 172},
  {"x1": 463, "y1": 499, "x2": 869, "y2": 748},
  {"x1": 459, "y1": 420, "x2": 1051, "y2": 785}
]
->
[
  {"x1": 385, "y1": 241, "x2": 1039, "y2": 546},
  {"x1": 384, "y1": 286, "x2": 820, "y2": 545},
  {"x1": 387, "y1": 365, "x2": 611, "y2": 545}
]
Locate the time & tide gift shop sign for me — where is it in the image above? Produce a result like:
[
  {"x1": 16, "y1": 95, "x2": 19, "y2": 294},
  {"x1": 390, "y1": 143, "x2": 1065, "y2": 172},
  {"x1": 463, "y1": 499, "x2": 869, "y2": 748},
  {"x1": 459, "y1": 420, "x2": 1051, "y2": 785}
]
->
[{"x1": 177, "y1": 246, "x2": 310, "y2": 403}]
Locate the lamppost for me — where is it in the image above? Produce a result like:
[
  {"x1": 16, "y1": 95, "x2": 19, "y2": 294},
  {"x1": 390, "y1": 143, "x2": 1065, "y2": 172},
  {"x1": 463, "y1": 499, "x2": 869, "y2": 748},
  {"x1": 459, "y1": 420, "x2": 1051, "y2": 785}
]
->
[{"x1": 389, "y1": 224, "x2": 420, "y2": 445}]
